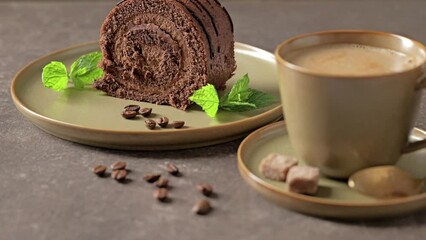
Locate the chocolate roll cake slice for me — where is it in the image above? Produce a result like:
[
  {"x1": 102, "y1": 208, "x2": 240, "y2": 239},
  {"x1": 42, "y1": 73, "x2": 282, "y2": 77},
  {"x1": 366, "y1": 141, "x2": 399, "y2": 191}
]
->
[{"x1": 95, "y1": 0, "x2": 235, "y2": 110}]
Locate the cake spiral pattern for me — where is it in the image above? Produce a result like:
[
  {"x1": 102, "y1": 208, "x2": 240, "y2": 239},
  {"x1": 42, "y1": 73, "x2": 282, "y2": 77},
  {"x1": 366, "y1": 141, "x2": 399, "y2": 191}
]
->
[{"x1": 95, "y1": 0, "x2": 235, "y2": 110}]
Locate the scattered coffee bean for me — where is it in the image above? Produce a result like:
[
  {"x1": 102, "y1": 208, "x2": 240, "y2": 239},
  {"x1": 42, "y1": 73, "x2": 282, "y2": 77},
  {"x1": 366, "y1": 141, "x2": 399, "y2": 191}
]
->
[
  {"x1": 157, "y1": 117, "x2": 169, "y2": 128},
  {"x1": 139, "y1": 108, "x2": 152, "y2": 117},
  {"x1": 92, "y1": 165, "x2": 107, "y2": 176},
  {"x1": 145, "y1": 119, "x2": 156, "y2": 130},
  {"x1": 154, "y1": 188, "x2": 168, "y2": 202},
  {"x1": 143, "y1": 173, "x2": 161, "y2": 183},
  {"x1": 156, "y1": 177, "x2": 169, "y2": 188},
  {"x1": 165, "y1": 163, "x2": 179, "y2": 176},
  {"x1": 111, "y1": 169, "x2": 127, "y2": 182},
  {"x1": 172, "y1": 121, "x2": 185, "y2": 129},
  {"x1": 122, "y1": 110, "x2": 138, "y2": 119},
  {"x1": 192, "y1": 199, "x2": 212, "y2": 215},
  {"x1": 124, "y1": 105, "x2": 140, "y2": 112},
  {"x1": 197, "y1": 183, "x2": 213, "y2": 197},
  {"x1": 111, "y1": 161, "x2": 127, "y2": 170}
]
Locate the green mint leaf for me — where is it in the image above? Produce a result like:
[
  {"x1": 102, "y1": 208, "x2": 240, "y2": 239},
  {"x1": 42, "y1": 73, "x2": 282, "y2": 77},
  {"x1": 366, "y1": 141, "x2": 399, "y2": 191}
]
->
[
  {"x1": 219, "y1": 74, "x2": 277, "y2": 113},
  {"x1": 69, "y1": 51, "x2": 103, "y2": 88},
  {"x1": 189, "y1": 84, "x2": 219, "y2": 118},
  {"x1": 246, "y1": 89, "x2": 277, "y2": 108},
  {"x1": 220, "y1": 101, "x2": 257, "y2": 112},
  {"x1": 190, "y1": 74, "x2": 277, "y2": 117},
  {"x1": 42, "y1": 61, "x2": 69, "y2": 91},
  {"x1": 221, "y1": 90, "x2": 277, "y2": 111},
  {"x1": 220, "y1": 73, "x2": 251, "y2": 104}
]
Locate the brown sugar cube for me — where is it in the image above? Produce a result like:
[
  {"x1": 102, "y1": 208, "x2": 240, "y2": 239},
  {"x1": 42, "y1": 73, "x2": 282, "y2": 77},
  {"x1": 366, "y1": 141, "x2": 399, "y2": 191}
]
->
[
  {"x1": 259, "y1": 153, "x2": 298, "y2": 181},
  {"x1": 287, "y1": 166, "x2": 320, "y2": 195}
]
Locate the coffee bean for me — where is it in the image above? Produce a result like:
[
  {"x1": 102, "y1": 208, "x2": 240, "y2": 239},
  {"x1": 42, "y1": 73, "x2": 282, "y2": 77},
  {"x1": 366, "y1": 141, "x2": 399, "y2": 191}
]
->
[
  {"x1": 172, "y1": 121, "x2": 185, "y2": 129},
  {"x1": 111, "y1": 169, "x2": 127, "y2": 182},
  {"x1": 110, "y1": 161, "x2": 126, "y2": 170},
  {"x1": 92, "y1": 165, "x2": 107, "y2": 176},
  {"x1": 155, "y1": 177, "x2": 169, "y2": 188},
  {"x1": 192, "y1": 199, "x2": 212, "y2": 215},
  {"x1": 124, "y1": 104, "x2": 140, "y2": 112},
  {"x1": 153, "y1": 188, "x2": 168, "y2": 202},
  {"x1": 145, "y1": 119, "x2": 156, "y2": 130},
  {"x1": 143, "y1": 173, "x2": 161, "y2": 183},
  {"x1": 122, "y1": 110, "x2": 138, "y2": 119},
  {"x1": 165, "y1": 163, "x2": 179, "y2": 176},
  {"x1": 157, "y1": 117, "x2": 169, "y2": 128},
  {"x1": 139, "y1": 108, "x2": 152, "y2": 117},
  {"x1": 197, "y1": 183, "x2": 213, "y2": 197}
]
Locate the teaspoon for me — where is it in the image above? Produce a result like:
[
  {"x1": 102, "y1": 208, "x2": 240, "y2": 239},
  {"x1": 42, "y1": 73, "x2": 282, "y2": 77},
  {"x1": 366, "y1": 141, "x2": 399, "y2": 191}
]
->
[{"x1": 348, "y1": 166, "x2": 425, "y2": 199}]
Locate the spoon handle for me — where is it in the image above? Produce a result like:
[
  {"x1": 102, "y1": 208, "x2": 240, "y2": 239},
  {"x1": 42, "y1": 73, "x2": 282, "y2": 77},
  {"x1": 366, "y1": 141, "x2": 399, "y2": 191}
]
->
[{"x1": 402, "y1": 139, "x2": 426, "y2": 154}]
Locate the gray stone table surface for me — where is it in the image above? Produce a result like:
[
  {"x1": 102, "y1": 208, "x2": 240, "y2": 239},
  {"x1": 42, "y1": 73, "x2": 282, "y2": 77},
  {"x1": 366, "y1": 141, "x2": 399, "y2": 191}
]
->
[{"x1": 1, "y1": 0, "x2": 426, "y2": 239}]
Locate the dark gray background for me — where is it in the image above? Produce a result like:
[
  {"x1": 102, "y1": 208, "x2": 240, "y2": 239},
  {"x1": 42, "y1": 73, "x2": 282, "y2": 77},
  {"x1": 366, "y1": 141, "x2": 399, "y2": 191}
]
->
[{"x1": 1, "y1": 1, "x2": 426, "y2": 240}]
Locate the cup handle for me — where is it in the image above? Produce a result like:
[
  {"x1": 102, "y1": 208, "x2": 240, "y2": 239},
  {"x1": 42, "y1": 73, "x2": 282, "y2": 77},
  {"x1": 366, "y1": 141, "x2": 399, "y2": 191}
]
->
[
  {"x1": 402, "y1": 74, "x2": 426, "y2": 154},
  {"x1": 404, "y1": 74, "x2": 426, "y2": 153},
  {"x1": 415, "y1": 74, "x2": 426, "y2": 90},
  {"x1": 402, "y1": 139, "x2": 426, "y2": 153}
]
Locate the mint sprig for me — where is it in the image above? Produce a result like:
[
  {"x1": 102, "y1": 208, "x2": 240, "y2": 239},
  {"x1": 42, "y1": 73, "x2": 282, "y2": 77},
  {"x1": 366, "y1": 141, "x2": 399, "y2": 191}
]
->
[
  {"x1": 42, "y1": 61, "x2": 69, "y2": 91},
  {"x1": 220, "y1": 73, "x2": 252, "y2": 104},
  {"x1": 189, "y1": 84, "x2": 219, "y2": 118},
  {"x1": 42, "y1": 51, "x2": 103, "y2": 91},
  {"x1": 189, "y1": 74, "x2": 277, "y2": 117}
]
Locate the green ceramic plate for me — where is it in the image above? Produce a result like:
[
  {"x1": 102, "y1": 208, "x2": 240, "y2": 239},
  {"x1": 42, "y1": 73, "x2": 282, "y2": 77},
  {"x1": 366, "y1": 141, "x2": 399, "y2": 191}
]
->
[
  {"x1": 238, "y1": 121, "x2": 426, "y2": 219},
  {"x1": 11, "y1": 42, "x2": 282, "y2": 150}
]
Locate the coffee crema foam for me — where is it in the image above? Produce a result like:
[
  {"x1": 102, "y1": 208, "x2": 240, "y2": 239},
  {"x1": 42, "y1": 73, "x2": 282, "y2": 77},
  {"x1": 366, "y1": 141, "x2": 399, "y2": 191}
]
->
[{"x1": 286, "y1": 43, "x2": 417, "y2": 75}]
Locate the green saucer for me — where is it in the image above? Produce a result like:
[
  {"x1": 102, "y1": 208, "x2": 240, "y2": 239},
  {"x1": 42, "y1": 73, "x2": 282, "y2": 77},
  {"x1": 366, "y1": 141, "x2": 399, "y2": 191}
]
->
[{"x1": 238, "y1": 121, "x2": 426, "y2": 219}]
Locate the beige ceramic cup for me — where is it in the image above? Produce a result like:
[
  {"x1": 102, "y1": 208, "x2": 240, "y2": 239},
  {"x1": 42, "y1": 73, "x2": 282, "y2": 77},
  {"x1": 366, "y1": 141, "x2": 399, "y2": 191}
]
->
[{"x1": 275, "y1": 30, "x2": 426, "y2": 178}]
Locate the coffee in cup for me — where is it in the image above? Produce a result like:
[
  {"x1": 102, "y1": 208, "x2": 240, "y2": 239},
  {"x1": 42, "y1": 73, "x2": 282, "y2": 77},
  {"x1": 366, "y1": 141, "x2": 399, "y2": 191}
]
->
[{"x1": 286, "y1": 43, "x2": 417, "y2": 75}]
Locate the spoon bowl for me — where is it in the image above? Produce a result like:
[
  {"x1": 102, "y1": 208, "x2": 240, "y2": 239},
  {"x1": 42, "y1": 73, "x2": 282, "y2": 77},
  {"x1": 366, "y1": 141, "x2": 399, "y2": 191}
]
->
[{"x1": 348, "y1": 166, "x2": 425, "y2": 199}]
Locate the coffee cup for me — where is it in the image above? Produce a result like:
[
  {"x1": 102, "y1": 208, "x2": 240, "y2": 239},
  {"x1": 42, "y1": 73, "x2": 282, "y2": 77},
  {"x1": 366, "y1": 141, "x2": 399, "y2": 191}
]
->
[{"x1": 275, "y1": 30, "x2": 426, "y2": 178}]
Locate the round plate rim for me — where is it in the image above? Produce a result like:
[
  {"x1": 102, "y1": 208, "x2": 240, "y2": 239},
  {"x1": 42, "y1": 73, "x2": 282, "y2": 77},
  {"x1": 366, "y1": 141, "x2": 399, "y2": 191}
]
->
[{"x1": 10, "y1": 41, "x2": 282, "y2": 149}]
